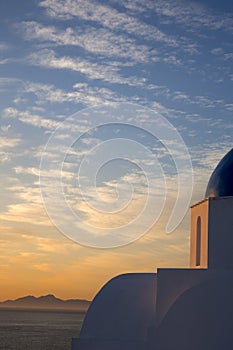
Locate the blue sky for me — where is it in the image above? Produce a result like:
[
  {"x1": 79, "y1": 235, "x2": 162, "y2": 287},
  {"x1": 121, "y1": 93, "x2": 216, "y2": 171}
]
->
[{"x1": 0, "y1": 0, "x2": 232, "y2": 299}]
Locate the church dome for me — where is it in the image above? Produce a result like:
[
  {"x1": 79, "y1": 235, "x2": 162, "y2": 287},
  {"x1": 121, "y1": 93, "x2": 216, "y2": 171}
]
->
[{"x1": 205, "y1": 148, "x2": 233, "y2": 198}]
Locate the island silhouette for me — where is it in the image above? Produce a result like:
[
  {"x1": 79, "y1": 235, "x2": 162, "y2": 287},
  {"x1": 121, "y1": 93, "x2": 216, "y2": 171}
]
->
[{"x1": 0, "y1": 294, "x2": 90, "y2": 310}]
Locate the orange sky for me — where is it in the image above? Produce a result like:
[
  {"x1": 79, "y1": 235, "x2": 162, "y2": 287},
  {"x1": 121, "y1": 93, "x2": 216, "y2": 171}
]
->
[{"x1": 0, "y1": 198, "x2": 193, "y2": 301}]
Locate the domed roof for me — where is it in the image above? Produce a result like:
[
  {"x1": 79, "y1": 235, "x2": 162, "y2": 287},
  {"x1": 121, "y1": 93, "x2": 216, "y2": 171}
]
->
[{"x1": 205, "y1": 148, "x2": 233, "y2": 198}]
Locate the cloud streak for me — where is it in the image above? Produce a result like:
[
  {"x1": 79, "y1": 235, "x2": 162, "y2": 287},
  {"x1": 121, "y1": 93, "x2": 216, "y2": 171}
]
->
[
  {"x1": 134, "y1": 0, "x2": 233, "y2": 33},
  {"x1": 28, "y1": 49, "x2": 147, "y2": 86},
  {"x1": 39, "y1": 0, "x2": 180, "y2": 46},
  {"x1": 20, "y1": 21, "x2": 158, "y2": 64}
]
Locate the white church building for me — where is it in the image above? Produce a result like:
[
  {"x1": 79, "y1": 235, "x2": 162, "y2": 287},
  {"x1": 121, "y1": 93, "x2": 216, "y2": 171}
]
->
[{"x1": 71, "y1": 148, "x2": 233, "y2": 350}]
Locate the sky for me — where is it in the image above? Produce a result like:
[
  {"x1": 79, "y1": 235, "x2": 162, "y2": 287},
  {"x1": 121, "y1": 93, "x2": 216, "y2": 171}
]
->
[{"x1": 0, "y1": 0, "x2": 232, "y2": 301}]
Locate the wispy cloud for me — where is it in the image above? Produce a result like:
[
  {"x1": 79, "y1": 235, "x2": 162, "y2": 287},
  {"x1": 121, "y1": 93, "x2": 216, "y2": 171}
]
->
[
  {"x1": 211, "y1": 47, "x2": 224, "y2": 56},
  {"x1": 2, "y1": 81, "x2": 127, "y2": 109},
  {"x1": 39, "y1": 0, "x2": 180, "y2": 46},
  {"x1": 0, "y1": 59, "x2": 11, "y2": 65},
  {"x1": 3, "y1": 107, "x2": 62, "y2": 130},
  {"x1": 0, "y1": 136, "x2": 21, "y2": 151},
  {"x1": 20, "y1": 21, "x2": 158, "y2": 64},
  {"x1": 148, "y1": 0, "x2": 233, "y2": 33},
  {"x1": 0, "y1": 77, "x2": 23, "y2": 86},
  {"x1": 21, "y1": 233, "x2": 80, "y2": 254},
  {"x1": 0, "y1": 134, "x2": 21, "y2": 163},
  {"x1": 0, "y1": 202, "x2": 51, "y2": 226},
  {"x1": 224, "y1": 53, "x2": 233, "y2": 61},
  {"x1": 0, "y1": 42, "x2": 9, "y2": 50},
  {"x1": 28, "y1": 49, "x2": 147, "y2": 86},
  {"x1": 24, "y1": 81, "x2": 124, "y2": 105}
]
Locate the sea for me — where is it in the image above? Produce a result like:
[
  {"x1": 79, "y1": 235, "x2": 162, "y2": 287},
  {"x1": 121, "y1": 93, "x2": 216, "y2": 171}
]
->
[{"x1": 0, "y1": 308, "x2": 86, "y2": 350}]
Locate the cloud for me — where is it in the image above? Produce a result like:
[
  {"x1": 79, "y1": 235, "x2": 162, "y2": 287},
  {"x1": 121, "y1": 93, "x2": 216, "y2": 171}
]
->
[
  {"x1": 146, "y1": 0, "x2": 233, "y2": 33},
  {"x1": 0, "y1": 43, "x2": 11, "y2": 65},
  {"x1": 225, "y1": 104, "x2": 233, "y2": 111},
  {"x1": 3, "y1": 106, "x2": 62, "y2": 130},
  {"x1": 71, "y1": 179, "x2": 148, "y2": 230},
  {"x1": 39, "y1": 0, "x2": 179, "y2": 46},
  {"x1": 224, "y1": 53, "x2": 233, "y2": 61},
  {"x1": 0, "y1": 137, "x2": 20, "y2": 150},
  {"x1": 0, "y1": 202, "x2": 52, "y2": 226},
  {"x1": 0, "y1": 77, "x2": 23, "y2": 86},
  {"x1": 28, "y1": 49, "x2": 147, "y2": 86},
  {"x1": 23, "y1": 81, "x2": 125, "y2": 106},
  {"x1": 2, "y1": 107, "x2": 19, "y2": 118},
  {"x1": 21, "y1": 234, "x2": 80, "y2": 254},
  {"x1": 0, "y1": 179, "x2": 52, "y2": 227},
  {"x1": 0, "y1": 136, "x2": 21, "y2": 156},
  {"x1": 20, "y1": 21, "x2": 159, "y2": 64},
  {"x1": 211, "y1": 47, "x2": 224, "y2": 56},
  {"x1": 0, "y1": 59, "x2": 10, "y2": 65},
  {"x1": 167, "y1": 89, "x2": 226, "y2": 110},
  {"x1": 191, "y1": 142, "x2": 231, "y2": 171},
  {"x1": 0, "y1": 42, "x2": 9, "y2": 51},
  {"x1": 1, "y1": 85, "x2": 128, "y2": 131},
  {"x1": 0, "y1": 152, "x2": 11, "y2": 163},
  {"x1": 163, "y1": 54, "x2": 182, "y2": 66},
  {"x1": 33, "y1": 263, "x2": 51, "y2": 272},
  {"x1": 1, "y1": 124, "x2": 11, "y2": 133},
  {"x1": 0, "y1": 135, "x2": 22, "y2": 164}
]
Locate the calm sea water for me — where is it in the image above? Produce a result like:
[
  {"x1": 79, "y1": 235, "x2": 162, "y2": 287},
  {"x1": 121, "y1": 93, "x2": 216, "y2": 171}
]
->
[{"x1": 0, "y1": 308, "x2": 86, "y2": 350}]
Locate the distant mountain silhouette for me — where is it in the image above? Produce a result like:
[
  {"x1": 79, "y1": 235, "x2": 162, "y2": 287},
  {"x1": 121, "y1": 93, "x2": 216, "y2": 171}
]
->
[{"x1": 0, "y1": 294, "x2": 91, "y2": 310}]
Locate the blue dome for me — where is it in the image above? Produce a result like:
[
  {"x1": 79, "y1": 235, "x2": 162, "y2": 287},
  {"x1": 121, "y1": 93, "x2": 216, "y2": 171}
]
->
[{"x1": 205, "y1": 148, "x2": 233, "y2": 198}]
